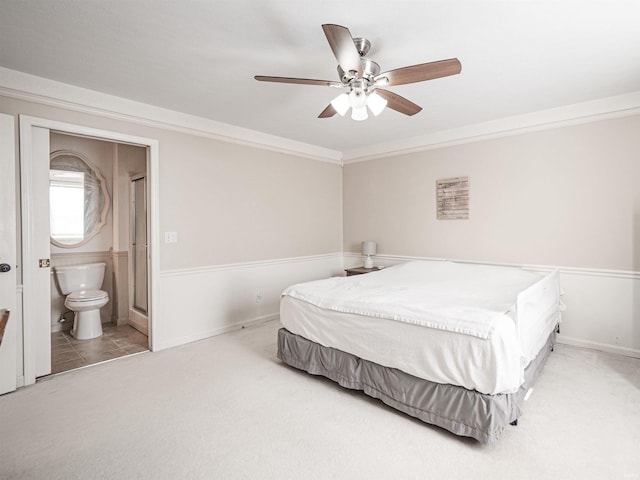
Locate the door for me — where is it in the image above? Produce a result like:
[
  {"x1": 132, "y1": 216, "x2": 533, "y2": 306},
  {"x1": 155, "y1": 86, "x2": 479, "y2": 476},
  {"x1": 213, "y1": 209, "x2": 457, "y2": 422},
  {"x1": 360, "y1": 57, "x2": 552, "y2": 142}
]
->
[
  {"x1": 131, "y1": 176, "x2": 148, "y2": 313},
  {"x1": 20, "y1": 121, "x2": 51, "y2": 383},
  {"x1": 0, "y1": 113, "x2": 17, "y2": 394}
]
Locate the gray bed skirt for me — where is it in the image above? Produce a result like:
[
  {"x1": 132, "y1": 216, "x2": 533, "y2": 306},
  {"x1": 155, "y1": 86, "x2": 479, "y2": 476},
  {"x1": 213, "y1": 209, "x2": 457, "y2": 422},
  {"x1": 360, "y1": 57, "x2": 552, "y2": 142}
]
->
[{"x1": 277, "y1": 327, "x2": 555, "y2": 444}]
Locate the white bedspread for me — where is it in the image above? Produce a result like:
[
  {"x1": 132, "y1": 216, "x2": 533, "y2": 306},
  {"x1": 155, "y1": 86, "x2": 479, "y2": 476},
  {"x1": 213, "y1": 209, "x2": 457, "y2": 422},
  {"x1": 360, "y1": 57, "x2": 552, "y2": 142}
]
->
[
  {"x1": 283, "y1": 261, "x2": 546, "y2": 340},
  {"x1": 280, "y1": 260, "x2": 561, "y2": 394}
]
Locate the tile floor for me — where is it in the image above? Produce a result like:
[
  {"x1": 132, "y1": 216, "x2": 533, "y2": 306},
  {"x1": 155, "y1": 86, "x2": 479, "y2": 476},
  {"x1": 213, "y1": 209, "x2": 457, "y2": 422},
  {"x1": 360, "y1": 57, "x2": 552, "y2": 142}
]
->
[{"x1": 50, "y1": 323, "x2": 148, "y2": 375}]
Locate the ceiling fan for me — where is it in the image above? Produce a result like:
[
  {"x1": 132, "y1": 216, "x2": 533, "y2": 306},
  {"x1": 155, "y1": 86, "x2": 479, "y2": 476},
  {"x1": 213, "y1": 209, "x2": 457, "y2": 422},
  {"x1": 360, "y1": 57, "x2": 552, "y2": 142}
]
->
[{"x1": 255, "y1": 24, "x2": 462, "y2": 121}]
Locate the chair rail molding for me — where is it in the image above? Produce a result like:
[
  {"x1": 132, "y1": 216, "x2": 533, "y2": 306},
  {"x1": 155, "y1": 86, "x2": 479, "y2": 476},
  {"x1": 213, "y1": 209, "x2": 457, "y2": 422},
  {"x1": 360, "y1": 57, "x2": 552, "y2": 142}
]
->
[{"x1": 343, "y1": 252, "x2": 640, "y2": 359}]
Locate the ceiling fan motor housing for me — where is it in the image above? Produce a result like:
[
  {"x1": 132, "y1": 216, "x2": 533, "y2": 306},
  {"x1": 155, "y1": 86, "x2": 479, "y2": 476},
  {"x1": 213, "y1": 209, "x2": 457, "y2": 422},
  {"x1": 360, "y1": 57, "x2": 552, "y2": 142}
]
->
[
  {"x1": 352, "y1": 37, "x2": 371, "y2": 56},
  {"x1": 360, "y1": 57, "x2": 380, "y2": 80},
  {"x1": 345, "y1": 38, "x2": 379, "y2": 82}
]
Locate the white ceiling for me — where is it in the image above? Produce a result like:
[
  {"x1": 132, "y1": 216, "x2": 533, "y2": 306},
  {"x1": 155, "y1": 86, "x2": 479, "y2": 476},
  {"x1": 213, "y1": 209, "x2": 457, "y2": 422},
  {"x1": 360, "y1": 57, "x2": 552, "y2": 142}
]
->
[{"x1": 1, "y1": 1, "x2": 639, "y2": 156}]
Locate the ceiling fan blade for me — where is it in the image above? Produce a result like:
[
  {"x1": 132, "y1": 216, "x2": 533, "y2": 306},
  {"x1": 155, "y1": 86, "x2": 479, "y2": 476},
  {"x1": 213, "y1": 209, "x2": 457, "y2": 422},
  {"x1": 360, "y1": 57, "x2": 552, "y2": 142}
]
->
[
  {"x1": 375, "y1": 89, "x2": 423, "y2": 116},
  {"x1": 375, "y1": 58, "x2": 461, "y2": 86},
  {"x1": 318, "y1": 104, "x2": 337, "y2": 118},
  {"x1": 322, "y1": 24, "x2": 363, "y2": 77},
  {"x1": 254, "y1": 76, "x2": 341, "y2": 87}
]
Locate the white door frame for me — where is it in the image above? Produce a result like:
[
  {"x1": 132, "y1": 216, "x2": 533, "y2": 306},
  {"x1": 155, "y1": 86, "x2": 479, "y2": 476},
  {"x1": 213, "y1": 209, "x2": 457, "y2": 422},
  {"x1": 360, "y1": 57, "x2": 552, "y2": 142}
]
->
[{"x1": 19, "y1": 115, "x2": 160, "y2": 386}]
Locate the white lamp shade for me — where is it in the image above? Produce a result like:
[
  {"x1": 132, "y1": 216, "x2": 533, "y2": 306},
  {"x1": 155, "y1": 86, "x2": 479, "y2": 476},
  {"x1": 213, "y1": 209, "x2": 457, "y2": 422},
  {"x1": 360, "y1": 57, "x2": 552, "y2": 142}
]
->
[
  {"x1": 367, "y1": 92, "x2": 387, "y2": 116},
  {"x1": 351, "y1": 106, "x2": 368, "y2": 121},
  {"x1": 361, "y1": 241, "x2": 377, "y2": 256},
  {"x1": 330, "y1": 93, "x2": 350, "y2": 116}
]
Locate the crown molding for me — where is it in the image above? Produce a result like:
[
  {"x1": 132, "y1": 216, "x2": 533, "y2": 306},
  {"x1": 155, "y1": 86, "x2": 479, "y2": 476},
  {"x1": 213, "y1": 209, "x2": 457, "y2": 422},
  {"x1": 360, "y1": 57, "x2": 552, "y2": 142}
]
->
[
  {"x1": 342, "y1": 91, "x2": 640, "y2": 163},
  {"x1": 2, "y1": 67, "x2": 639, "y2": 166},
  {"x1": 0, "y1": 67, "x2": 342, "y2": 164}
]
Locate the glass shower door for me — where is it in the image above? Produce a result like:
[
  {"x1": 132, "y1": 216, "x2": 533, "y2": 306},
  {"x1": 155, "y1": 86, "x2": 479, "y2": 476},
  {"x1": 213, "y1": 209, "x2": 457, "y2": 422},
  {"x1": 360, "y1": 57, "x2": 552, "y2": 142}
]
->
[{"x1": 132, "y1": 176, "x2": 147, "y2": 313}]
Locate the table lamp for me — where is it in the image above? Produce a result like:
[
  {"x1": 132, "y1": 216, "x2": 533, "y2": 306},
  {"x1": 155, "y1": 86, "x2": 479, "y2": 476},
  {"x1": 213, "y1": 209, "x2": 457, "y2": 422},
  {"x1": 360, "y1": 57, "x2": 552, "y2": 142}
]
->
[{"x1": 361, "y1": 241, "x2": 377, "y2": 268}]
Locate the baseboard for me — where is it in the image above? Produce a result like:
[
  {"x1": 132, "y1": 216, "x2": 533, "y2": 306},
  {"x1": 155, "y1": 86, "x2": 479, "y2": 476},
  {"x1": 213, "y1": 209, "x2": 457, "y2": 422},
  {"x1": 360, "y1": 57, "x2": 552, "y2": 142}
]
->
[
  {"x1": 557, "y1": 335, "x2": 640, "y2": 359},
  {"x1": 154, "y1": 313, "x2": 279, "y2": 351}
]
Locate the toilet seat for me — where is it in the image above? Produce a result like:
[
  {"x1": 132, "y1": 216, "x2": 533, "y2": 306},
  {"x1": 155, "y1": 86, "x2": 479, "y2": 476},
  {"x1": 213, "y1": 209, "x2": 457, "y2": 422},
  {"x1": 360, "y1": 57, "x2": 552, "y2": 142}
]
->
[{"x1": 66, "y1": 289, "x2": 108, "y2": 303}]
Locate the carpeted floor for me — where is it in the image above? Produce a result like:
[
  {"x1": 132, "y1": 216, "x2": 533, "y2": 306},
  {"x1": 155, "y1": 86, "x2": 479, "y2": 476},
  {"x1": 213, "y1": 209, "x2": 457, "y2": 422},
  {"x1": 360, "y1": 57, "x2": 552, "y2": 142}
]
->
[{"x1": 1, "y1": 319, "x2": 638, "y2": 479}]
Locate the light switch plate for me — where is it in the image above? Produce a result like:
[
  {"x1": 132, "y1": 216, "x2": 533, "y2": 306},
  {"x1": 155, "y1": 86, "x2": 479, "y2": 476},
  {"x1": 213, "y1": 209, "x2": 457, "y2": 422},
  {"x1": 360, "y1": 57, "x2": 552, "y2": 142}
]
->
[{"x1": 164, "y1": 232, "x2": 178, "y2": 243}]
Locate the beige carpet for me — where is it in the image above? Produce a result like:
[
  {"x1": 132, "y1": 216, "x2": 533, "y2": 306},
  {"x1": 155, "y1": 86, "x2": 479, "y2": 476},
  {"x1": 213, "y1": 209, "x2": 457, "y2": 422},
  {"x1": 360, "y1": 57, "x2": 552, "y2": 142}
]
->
[{"x1": 1, "y1": 319, "x2": 638, "y2": 479}]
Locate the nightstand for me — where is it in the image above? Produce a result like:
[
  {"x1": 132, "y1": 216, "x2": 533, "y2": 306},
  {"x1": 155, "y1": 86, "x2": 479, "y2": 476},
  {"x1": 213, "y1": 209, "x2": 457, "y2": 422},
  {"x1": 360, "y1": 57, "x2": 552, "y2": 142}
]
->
[{"x1": 345, "y1": 266, "x2": 379, "y2": 276}]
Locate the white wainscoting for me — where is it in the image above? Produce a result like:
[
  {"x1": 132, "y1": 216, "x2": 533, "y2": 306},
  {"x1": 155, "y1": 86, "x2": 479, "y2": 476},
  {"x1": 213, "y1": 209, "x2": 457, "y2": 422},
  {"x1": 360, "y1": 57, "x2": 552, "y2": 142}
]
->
[
  {"x1": 345, "y1": 253, "x2": 640, "y2": 359},
  {"x1": 154, "y1": 253, "x2": 344, "y2": 351},
  {"x1": 549, "y1": 269, "x2": 640, "y2": 358},
  {"x1": 153, "y1": 251, "x2": 639, "y2": 358}
]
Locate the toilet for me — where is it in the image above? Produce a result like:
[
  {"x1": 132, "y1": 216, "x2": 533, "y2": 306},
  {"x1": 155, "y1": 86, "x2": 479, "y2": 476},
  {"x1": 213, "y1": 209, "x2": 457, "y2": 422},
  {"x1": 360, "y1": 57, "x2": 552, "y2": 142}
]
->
[{"x1": 55, "y1": 262, "x2": 109, "y2": 340}]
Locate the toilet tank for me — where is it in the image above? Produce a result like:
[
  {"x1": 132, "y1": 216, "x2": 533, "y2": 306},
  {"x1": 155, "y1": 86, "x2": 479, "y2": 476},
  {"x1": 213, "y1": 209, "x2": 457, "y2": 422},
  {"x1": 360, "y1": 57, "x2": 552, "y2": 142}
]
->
[{"x1": 55, "y1": 262, "x2": 106, "y2": 294}]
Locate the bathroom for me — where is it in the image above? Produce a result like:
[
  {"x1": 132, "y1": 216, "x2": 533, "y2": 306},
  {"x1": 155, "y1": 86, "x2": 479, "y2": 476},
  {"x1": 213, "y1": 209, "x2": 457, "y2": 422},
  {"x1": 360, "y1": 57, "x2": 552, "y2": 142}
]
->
[{"x1": 49, "y1": 132, "x2": 149, "y2": 374}]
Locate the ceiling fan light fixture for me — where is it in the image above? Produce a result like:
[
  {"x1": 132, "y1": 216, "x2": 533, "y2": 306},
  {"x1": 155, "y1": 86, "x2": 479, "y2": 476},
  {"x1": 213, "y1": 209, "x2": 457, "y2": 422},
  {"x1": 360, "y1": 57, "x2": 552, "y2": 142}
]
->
[
  {"x1": 330, "y1": 93, "x2": 350, "y2": 116},
  {"x1": 348, "y1": 89, "x2": 367, "y2": 109},
  {"x1": 351, "y1": 105, "x2": 368, "y2": 121},
  {"x1": 366, "y1": 91, "x2": 387, "y2": 116}
]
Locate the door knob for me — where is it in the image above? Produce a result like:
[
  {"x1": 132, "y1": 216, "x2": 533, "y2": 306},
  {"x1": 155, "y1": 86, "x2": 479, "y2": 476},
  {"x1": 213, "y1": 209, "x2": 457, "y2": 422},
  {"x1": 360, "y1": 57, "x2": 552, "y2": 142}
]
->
[{"x1": 0, "y1": 263, "x2": 11, "y2": 273}]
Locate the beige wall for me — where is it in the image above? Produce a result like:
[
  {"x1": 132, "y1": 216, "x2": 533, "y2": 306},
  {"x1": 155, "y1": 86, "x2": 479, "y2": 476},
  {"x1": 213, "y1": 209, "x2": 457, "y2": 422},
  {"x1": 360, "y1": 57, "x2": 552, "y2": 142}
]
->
[
  {"x1": 344, "y1": 114, "x2": 640, "y2": 271},
  {"x1": 158, "y1": 130, "x2": 343, "y2": 269},
  {"x1": 0, "y1": 95, "x2": 343, "y2": 272}
]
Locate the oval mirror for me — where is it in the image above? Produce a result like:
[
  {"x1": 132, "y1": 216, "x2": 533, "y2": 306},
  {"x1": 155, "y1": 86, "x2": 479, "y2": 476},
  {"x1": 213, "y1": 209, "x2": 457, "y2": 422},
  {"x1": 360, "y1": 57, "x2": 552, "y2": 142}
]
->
[{"x1": 49, "y1": 150, "x2": 110, "y2": 248}]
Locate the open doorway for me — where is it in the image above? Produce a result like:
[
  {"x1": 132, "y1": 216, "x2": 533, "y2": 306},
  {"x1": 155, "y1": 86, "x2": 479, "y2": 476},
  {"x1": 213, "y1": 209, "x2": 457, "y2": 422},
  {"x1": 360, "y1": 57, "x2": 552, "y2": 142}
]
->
[
  {"x1": 48, "y1": 133, "x2": 149, "y2": 375},
  {"x1": 19, "y1": 116, "x2": 159, "y2": 385}
]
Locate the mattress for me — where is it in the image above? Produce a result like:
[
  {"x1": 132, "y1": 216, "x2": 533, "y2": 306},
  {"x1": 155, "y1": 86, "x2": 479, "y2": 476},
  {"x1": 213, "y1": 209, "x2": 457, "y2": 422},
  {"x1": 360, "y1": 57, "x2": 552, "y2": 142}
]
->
[{"x1": 280, "y1": 260, "x2": 561, "y2": 395}]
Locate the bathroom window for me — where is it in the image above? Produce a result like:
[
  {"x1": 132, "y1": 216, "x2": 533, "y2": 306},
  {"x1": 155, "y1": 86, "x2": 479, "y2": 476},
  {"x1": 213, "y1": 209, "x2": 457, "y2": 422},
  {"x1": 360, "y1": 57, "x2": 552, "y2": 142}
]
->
[{"x1": 49, "y1": 169, "x2": 85, "y2": 243}]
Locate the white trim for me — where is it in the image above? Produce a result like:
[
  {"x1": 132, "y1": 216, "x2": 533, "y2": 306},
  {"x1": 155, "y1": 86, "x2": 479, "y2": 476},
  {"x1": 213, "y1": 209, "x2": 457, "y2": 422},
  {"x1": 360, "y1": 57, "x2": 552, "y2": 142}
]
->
[
  {"x1": 153, "y1": 314, "x2": 279, "y2": 352},
  {"x1": 344, "y1": 252, "x2": 640, "y2": 359},
  {"x1": 341, "y1": 92, "x2": 640, "y2": 163},
  {"x1": 0, "y1": 67, "x2": 342, "y2": 164},
  {"x1": 557, "y1": 335, "x2": 640, "y2": 359},
  {"x1": 19, "y1": 115, "x2": 160, "y2": 385},
  {"x1": 160, "y1": 252, "x2": 344, "y2": 277},
  {"x1": 2, "y1": 67, "x2": 639, "y2": 165},
  {"x1": 51, "y1": 250, "x2": 112, "y2": 261},
  {"x1": 344, "y1": 252, "x2": 640, "y2": 280}
]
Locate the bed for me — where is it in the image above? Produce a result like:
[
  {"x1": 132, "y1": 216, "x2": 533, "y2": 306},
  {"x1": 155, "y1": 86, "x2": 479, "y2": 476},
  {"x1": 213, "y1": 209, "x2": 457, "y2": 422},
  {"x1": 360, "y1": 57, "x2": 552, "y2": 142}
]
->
[{"x1": 277, "y1": 260, "x2": 562, "y2": 443}]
